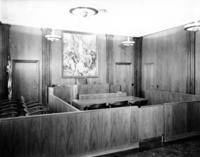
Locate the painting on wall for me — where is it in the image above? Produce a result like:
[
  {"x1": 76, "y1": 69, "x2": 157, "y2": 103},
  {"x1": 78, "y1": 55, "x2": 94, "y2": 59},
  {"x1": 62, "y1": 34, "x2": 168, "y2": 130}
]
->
[{"x1": 62, "y1": 32, "x2": 98, "y2": 78}]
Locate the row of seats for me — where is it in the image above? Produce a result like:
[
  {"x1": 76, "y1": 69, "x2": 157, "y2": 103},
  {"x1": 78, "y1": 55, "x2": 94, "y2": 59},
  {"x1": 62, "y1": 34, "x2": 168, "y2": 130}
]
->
[
  {"x1": 0, "y1": 97, "x2": 49, "y2": 118},
  {"x1": 0, "y1": 99, "x2": 19, "y2": 118}
]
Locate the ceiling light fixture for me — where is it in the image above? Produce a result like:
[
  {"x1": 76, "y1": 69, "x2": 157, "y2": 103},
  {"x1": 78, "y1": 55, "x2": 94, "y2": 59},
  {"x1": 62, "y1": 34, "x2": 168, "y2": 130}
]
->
[
  {"x1": 184, "y1": 20, "x2": 200, "y2": 32},
  {"x1": 121, "y1": 37, "x2": 135, "y2": 46},
  {"x1": 45, "y1": 29, "x2": 62, "y2": 41},
  {"x1": 69, "y1": 7, "x2": 99, "y2": 18}
]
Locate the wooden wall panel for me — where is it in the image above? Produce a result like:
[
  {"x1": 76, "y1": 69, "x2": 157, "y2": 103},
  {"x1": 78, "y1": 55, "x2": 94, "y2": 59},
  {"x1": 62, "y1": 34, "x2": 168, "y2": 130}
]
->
[
  {"x1": 12, "y1": 60, "x2": 40, "y2": 102},
  {"x1": 130, "y1": 106, "x2": 139, "y2": 143},
  {"x1": 110, "y1": 108, "x2": 131, "y2": 147},
  {"x1": 48, "y1": 90, "x2": 80, "y2": 113},
  {"x1": 187, "y1": 101, "x2": 200, "y2": 132},
  {"x1": 53, "y1": 85, "x2": 72, "y2": 103},
  {"x1": 164, "y1": 102, "x2": 188, "y2": 141},
  {"x1": 142, "y1": 26, "x2": 189, "y2": 94},
  {"x1": 108, "y1": 35, "x2": 135, "y2": 96},
  {"x1": 90, "y1": 109, "x2": 111, "y2": 151},
  {"x1": 115, "y1": 64, "x2": 133, "y2": 95},
  {"x1": 139, "y1": 105, "x2": 164, "y2": 140},
  {"x1": 0, "y1": 24, "x2": 9, "y2": 99},
  {"x1": 144, "y1": 89, "x2": 200, "y2": 105},
  {"x1": 9, "y1": 25, "x2": 42, "y2": 102},
  {"x1": 42, "y1": 29, "x2": 51, "y2": 105},
  {"x1": 134, "y1": 37, "x2": 142, "y2": 97},
  {"x1": 195, "y1": 32, "x2": 200, "y2": 94}
]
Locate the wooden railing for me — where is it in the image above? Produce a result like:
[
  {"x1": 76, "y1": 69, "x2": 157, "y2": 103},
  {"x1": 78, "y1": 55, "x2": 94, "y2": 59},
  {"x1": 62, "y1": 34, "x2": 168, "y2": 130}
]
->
[
  {"x1": 0, "y1": 106, "x2": 139, "y2": 157},
  {"x1": 48, "y1": 87, "x2": 80, "y2": 113},
  {"x1": 0, "y1": 89, "x2": 200, "y2": 156},
  {"x1": 144, "y1": 89, "x2": 200, "y2": 104}
]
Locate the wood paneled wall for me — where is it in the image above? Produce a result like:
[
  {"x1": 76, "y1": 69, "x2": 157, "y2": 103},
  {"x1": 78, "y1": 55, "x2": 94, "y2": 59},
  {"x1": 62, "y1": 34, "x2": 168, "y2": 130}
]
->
[
  {"x1": 48, "y1": 87, "x2": 79, "y2": 113},
  {"x1": 139, "y1": 105, "x2": 164, "y2": 140},
  {"x1": 195, "y1": 32, "x2": 200, "y2": 94},
  {"x1": 0, "y1": 23, "x2": 9, "y2": 99},
  {"x1": 142, "y1": 26, "x2": 195, "y2": 95},
  {"x1": 144, "y1": 89, "x2": 200, "y2": 105},
  {"x1": 9, "y1": 25, "x2": 42, "y2": 102},
  {"x1": 7, "y1": 25, "x2": 138, "y2": 105},
  {"x1": 164, "y1": 101, "x2": 200, "y2": 142},
  {"x1": 49, "y1": 33, "x2": 137, "y2": 96}
]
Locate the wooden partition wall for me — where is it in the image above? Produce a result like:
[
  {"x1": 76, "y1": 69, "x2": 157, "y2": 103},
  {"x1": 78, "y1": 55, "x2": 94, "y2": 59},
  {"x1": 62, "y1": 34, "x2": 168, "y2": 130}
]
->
[
  {"x1": 48, "y1": 87, "x2": 79, "y2": 113},
  {"x1": 144, "y1": 89, "x2": 200, "y2": 105},
  {"x1": 1, "y1": 101, "x2": 200, "y2": 156},
  {"x1": 164, "y1": 101, "x2": 200, "y2": 142},
  {"x1": 0, "y1": 106, "x2": 139, "y2": 157},
  {"x1": 1, "y1": 90, "x2": 200, "y2": 157}
]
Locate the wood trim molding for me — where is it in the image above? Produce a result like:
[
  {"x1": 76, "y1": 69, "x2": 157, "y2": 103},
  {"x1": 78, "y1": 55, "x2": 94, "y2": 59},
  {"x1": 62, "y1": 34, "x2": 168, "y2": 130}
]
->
[
  {"x1": 186, "y1": 32, "x2": 195, "y2": 94},
  {"x1": 134, "y1": 37, "x2": 143, "y2": 97},
  {"x1": 0, "y1": 23, "x2": 10, "y2": 99},
  {"x1": 41, "y1": 29, "x2": 51, "y2": 105}
]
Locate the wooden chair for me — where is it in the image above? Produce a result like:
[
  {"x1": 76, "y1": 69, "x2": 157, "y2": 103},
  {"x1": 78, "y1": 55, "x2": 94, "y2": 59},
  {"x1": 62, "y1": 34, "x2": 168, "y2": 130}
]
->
[
  {"x1": 21, "y1": 97, "x2": 49, "y2": 116},
  {"x1": 0, "y1": 99, "x2": 19, "y2": 118}
]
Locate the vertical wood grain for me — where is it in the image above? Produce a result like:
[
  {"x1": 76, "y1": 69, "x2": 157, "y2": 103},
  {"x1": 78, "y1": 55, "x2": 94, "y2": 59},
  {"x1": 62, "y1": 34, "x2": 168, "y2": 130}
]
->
[
  {"x1": 106, "y1": 35, "x2": 114, "y2": 84},
  {"x1": 139, "y1": 105, "x2": 164, "y2": 140},
  {"x1": 9, "y1": 25, "x2": 42, "y2": 102},
  {"x1": 115, "y1": 64, "x2": 133, "y2": 95},
  {"x1": 90, "y1": 109, "x2": 111, "y2": 152},
  {"x1": 0, "y1": 107, "x2": 139, "y2": 157},
  {"x1": 110, "y1": 107, "x2": 131, "y2": 147},
  {"x1": 134, "y1": 37, "x2": 142, "y2": 97},
  {"x1": 142, "y1": 26, "x2": 189, "y2": 94},
  {"x1": 42, "y1": 29, "x2": 51, "y2": 105},
  {"x1": 0, "y1": 23, "x2": 10, "y2": 99},
  {"x1": 164, "y1": 102, "x2": 187, "y2": 139},
  {"x1": 195, "y1": 32, "x2": 200, "y2": 94},
  {"x1": 187, "y1": 101, "x2": 200, "y2": 132},
  {"x1": 12, "y1": 60, "x2": 40, "y2": 102},
  {"x1": 130, "y1": 106, "x2": 139, "y2": 143},
  {"x1": 186, "y1": 32, "x2": 195, "y2": 94}
]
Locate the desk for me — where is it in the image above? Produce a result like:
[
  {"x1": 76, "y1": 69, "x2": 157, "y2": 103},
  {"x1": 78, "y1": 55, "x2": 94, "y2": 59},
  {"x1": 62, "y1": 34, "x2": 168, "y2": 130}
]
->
[{"x1": 72, "y1": 96, "x2": 147, "y2": 110}]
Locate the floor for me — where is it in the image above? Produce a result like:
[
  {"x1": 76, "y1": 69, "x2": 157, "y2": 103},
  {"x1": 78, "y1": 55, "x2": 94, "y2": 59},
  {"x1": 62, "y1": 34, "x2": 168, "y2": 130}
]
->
[{"x1": 100, "y1": 137, "x2": 200, "y2": 157}]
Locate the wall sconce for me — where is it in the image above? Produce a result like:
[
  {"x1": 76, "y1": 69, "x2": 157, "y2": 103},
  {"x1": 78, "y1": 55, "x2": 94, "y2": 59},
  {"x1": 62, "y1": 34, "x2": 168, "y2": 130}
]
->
[
  {"x1": 45, "y1": 29, "x2": 62, "y2": 41},
  {"x1": 184, "y1": 20, "x2": 200, "y2": 32},
  {"x1": 121, "y1": 36, "x2": 135, "y2": 46}
]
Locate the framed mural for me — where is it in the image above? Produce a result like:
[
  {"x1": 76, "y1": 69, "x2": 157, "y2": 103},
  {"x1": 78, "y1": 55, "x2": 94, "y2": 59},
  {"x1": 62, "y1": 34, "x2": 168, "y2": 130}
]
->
[{"x1": 62, "y1": 32, "x2": 98, "y2": 78}]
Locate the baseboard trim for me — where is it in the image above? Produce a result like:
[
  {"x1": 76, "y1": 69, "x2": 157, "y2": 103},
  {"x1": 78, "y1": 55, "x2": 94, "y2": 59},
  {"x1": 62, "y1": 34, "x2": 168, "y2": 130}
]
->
[
  {"x1": 164, "y1": 131, "x2": 200, "y2": 142},
  {"x1": 81, "y1": 143, "x2": 139, "y2": 157}
]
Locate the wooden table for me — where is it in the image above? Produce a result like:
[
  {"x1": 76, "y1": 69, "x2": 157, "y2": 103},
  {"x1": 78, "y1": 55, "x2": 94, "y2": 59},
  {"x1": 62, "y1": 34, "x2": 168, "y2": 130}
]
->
[{"x1": 72, "y1": 96, "x2": 147, "y2": 110}]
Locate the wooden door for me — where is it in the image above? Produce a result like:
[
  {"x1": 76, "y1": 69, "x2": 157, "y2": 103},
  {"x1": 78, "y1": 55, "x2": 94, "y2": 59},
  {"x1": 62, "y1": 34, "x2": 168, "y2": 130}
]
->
[
  {"x1": 12, "y1": 60, "x2": 40, "y2": 102},
  {"x1": 143, "y1": 63, "x2": 155, "y2": 90},
  {"x1": 115, "y1": 64, "x2": 133, "y2": 96}
]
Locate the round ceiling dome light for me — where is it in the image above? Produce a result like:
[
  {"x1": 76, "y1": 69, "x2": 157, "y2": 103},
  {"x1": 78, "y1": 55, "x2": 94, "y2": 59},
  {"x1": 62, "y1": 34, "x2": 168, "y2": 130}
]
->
[
  {"x1": 184, "y1": 21, "x2": 200, "y2": 32},
  {"x1": 69, "y1": 7, "x2": 99, "y2": 18}
]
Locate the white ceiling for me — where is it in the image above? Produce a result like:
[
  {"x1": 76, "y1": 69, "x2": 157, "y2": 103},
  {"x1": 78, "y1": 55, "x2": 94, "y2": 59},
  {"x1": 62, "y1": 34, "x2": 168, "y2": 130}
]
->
[{"x1": 1, "y1": 0, "x2": 200, "y2": 36}]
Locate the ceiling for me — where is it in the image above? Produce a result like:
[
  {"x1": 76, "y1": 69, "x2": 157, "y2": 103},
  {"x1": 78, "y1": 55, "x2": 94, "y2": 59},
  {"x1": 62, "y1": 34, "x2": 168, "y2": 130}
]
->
[{"x1": 1, "y1": 0, "x2": 200, "y2": 36}]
